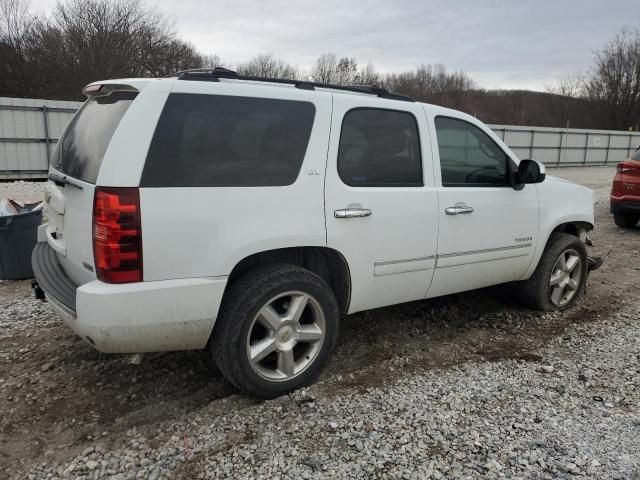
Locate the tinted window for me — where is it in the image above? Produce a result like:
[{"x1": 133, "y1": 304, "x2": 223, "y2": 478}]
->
[
  {"x1": 141, "y1": 94, "x2": 315, "y2": 187},
  {"x1": 52, "y1": 91, "x2": 137, "y2": 184},
  {"x1": 338, "y1": 109, "x2": 422, "y2": 187},
  {"x1": 435, "y1": 117, "x2": 509, "y2": 187}
]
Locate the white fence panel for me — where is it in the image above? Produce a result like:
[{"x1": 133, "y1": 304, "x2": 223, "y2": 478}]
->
[
  {"x1": 490, "y1": 124, "x2": 640, "y2": 167},
  {"x1": 0, "y1": 97, "x2": 83, "y2": 179},
  {"x1": 1, "y1": 98, "x2": 640, "y2": 180}
]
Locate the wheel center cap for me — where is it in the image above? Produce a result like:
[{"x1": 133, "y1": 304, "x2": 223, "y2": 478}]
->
[{"x1": 275, "y1": 325, "x2": 297, "y2": 348}]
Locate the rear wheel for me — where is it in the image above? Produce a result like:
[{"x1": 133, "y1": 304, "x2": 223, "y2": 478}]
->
[
  {"x1": 613, "y1": 213, "x2": 640, "y2": 228},
  {"x1": 211, "y1": 264, "x2": 339, "y2": 399},
  {"x1": 516, "y1": 232, "x2": 588, "y2": 311}
]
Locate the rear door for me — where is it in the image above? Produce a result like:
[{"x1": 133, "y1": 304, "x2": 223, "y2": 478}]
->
[
  {"x1": 46, "y1": 90, "x2": 138, "y2": 285},
  {"x1": 325, "y1": 96, "x2": 438, "y2": 314}
]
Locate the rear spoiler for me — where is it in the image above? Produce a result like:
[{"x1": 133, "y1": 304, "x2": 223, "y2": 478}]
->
[{"x1": 82, "y1": 83, "x2": 139, "y2": 97}]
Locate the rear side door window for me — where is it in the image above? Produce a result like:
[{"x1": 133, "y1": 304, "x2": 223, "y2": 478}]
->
[
  {"x1": 337, "y1": 108, "x2": 423, "y2": 187},
  {"x1": 141, "y1": 94, "x2": 316, "y2": 187},
  {"x1": 435, "y1": 116, "x2": 510, "y2": 187}
]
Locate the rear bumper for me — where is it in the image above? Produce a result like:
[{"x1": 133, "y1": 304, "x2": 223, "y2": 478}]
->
[
  {"x1": 610, "y1": 199, "x2": 640, "y2": 215},
  {"x1": 32, "y1": 242, "x2": 227, "y2": 353},
  {"x1": 32, "y1": 242, "x2": 77, "y2": 317}
]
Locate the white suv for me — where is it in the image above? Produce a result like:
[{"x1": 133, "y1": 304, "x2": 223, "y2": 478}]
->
[{"x1": 32, "y1": 68, "x2": 596, "y2": 398}]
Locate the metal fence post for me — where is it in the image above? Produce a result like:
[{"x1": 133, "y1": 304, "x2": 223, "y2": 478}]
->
[
  {"x1": 529, "y1": 129, "x2": 535, "y2": 159},
  {"x1": 42, "y1": 105, "x2": 51, "y2": 164},
  {"x1": 557, "y1": 130, "x2": 563, "y2": 166},
  {"x1": 604, "y1": 133, "x2": 611, "y2": 165},
  {"x1": 583, "y1": 132, "x2": 589, "y2": 165},
  {"x1": 628, "y1": 134, "x2": 634, "y2": 158}
]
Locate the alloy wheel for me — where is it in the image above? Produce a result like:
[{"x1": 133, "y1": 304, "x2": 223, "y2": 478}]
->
[
  {"x1": 549, "y1": 248, "x2": 582, "y2": 307},
  {"x1": 246, "y1": 291, "x2": 326, "y2": 382}
]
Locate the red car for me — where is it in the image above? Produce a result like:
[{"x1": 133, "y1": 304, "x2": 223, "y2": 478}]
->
[{"x1": 611, "y1": 148, "x2": 640, "y2": 228}]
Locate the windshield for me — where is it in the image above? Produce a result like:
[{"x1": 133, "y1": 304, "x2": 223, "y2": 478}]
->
[{"x1": 51, "y1": 91, "x2": 137, "y2": 183}]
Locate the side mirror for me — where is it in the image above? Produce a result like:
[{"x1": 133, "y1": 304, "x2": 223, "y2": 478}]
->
[{"x1": 517, "y1": 159, "x2": 546, "y2": 184}]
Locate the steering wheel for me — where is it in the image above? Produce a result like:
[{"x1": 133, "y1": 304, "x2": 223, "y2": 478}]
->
[{"x1": 465, "y1": 167, "x2": 493, "y2": 183}]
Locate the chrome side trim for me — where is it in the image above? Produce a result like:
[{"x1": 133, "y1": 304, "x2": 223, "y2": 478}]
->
[
  {"x1": 374, "y1": 255, "x2": 436, "y2": 277},
  {"x1": 374, "y1": 255, "x2": 436, "y2": 267},
  {"x1": 372, "y1": 245, "x2": 533, "y2": 276},
  {"x1": 438, "y1": 243, "x2": 532, "y2": 259},
  {"x1": 435, "y1": 252, "x2": 531, "y2": 268}
]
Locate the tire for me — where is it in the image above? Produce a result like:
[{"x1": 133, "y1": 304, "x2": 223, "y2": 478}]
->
[
  {"x1": 613, "y1": 213, "x2": 640, "y2": 228},
  {"x1": 211, "y1": 264, "x2": 339, "y2": 399},
  {"x1": 516, "y1": 232, "x2": 588, "y2": 311}
]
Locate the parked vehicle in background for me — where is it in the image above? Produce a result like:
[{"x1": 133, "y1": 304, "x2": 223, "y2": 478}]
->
[
  {"x1": 611, "y1": 147, "x2": 640, "y2": 228},
  {"x1": 32, "y1": 68, "x2": 598, "y2": 399}
]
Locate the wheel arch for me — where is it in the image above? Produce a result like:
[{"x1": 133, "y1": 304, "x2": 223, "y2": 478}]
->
[
  {"x1": 522, "y1": 218, "x2": 593, "y2": 280},
  {"x1": 548, "y1": 220, "x2": 594, "y2": 245},
  {"x1": 225, "y1": 246, "x2": 352, "y2": 315}
]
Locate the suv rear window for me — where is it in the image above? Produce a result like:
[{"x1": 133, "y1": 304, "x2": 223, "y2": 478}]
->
[
  {"x1": 141, "y1": 93, "x2": 316, "y2": 187},
  {"x1": 51, "y1": 91, "x2": 137, "y2": 184}
]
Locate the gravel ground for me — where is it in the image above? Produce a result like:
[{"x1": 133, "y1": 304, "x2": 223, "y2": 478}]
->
[{"x1": 1, "y1": 167, "x2": 639, "y2": 479}]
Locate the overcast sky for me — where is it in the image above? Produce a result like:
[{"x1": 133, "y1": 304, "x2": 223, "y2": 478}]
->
[{"x1": 30, "y1": 0, "x2": 633, "y2": 91}]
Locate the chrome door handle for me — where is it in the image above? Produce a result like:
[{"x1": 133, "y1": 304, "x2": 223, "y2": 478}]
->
[
  {"x1": 445, "y1": 203, "x2": 474, "y2": 215},
  {"x1": 334, "y1": 208, "x2": 372, "y2": 218}
]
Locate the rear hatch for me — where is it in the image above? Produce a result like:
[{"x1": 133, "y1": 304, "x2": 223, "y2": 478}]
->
[
  {"x1": 623, "y1": 150, "x2": 640, "y2": 197},
  {"x1": 614, "y1": 150, "x2": 640, "y2": 200},
  {"x1": 45, "y1": 89, "x2": 138, "y2": 286}
]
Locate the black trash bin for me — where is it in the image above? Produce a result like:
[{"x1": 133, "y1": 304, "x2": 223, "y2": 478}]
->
[{"x1": 0, "y1": 207, "x2": 43, "y2": 280}]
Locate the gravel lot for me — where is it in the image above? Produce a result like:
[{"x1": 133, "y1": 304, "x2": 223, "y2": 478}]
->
[{"x1": 1, "y1": 166, "x2": 639, "y2": 479}]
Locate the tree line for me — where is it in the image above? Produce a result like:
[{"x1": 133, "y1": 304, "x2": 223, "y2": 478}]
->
[{"x1": 1, "y1": 0, "x2": 638, "y2": 131}]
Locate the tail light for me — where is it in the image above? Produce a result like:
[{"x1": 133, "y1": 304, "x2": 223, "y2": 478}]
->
[
  {"x1": 93, "y1": 187, "x2": 142, "y2": 283},
  {"x1": 617, "y1": 161, "x2": 640, "y2": 174}
]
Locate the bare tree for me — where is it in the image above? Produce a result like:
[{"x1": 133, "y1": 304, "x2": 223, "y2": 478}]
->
[
  {"x1": 356, "y1": 62, "x2": 380, "y2": 85},
  {"x1": 311, "y1": 53, "x2": 380, "y2": 85},
  {"x1": 0, "y1": 0, "x2": 31, "y2": 96},
  {"x1": 548, "y1": 74, "x2": 584, "y2": 98},
  {"x1": 542, "y1": 75, "x2": 587, "y2": 128},
  {"x1": 310, "y1": 53, "x2": 337, "y2": 83},
  {"x1": 16, "y1": 0, "x2": 201, "y2": 99},
  {"x1": 384, "y1": 64, "x2": 476, "y2": 107},
  {"x1": 333, "y1": 57, "x2": 358, "y2": 85},
  {"x1": 198, "y1": 53, "x2": 222, "y2": 69},
  {"x1": 584, "y1": 28, "x2": 640, "y2": 130},
  {"x1": 237, "y1": 53, "x2": 297, "y2": 79}
]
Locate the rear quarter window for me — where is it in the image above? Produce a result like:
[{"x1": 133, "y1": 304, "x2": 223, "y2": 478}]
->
[
  {"x1": 52, "y1": 91, "x2": 137, "y2": 184},
  {"x1": 141, "y1": 93, "x2": 316, "y2": 187}
]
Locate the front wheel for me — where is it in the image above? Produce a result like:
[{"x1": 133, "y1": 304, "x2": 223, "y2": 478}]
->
[
  {"x1": 516, "y1": 232, "x2": 588, "y2": 311},
  {"x1": 211, "y1": 264, "x2": 339, "y2": 399}
]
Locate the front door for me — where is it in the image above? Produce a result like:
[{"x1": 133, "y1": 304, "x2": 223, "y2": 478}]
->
[
  {"x1": 325, "y1": 96, "x2": 439, "y2": 314},
  {"x1": 426, "y1": 113, "x2": 539, "y2": 298}
]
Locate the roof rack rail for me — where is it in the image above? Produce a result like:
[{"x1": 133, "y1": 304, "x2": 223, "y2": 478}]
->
[{"x1": 169, "y1": 67, "x2": 414, "y2": 102}]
